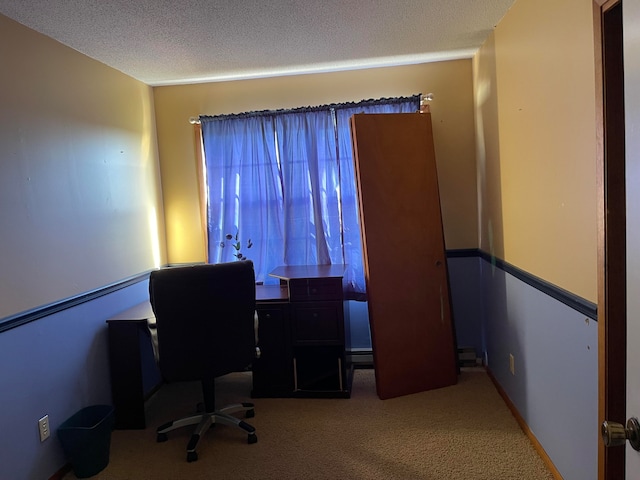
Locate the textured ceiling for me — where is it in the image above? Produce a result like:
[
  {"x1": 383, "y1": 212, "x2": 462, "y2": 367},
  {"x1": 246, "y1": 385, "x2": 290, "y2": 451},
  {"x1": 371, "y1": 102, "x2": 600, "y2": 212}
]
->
[{"x1": 0, "y1": 0, "x2": 515, "y2": 86}]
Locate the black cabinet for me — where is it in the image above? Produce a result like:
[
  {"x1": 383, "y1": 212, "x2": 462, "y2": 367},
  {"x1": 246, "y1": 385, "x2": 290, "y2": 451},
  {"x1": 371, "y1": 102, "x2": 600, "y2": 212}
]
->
[
  {"x1": 293, "y1": 345, "x2": 345, "y2": 393},
  {"x1": 262, "y1": 265, "x2": 352, "y2": 398},
  {"x1": 291, "y1": 301, "x2": 344, "y2": 344},
  {"x1": 106, "y1": 302, "x2": 162, "y2": 429},
  {"x1": 251, "y1": 299, "x2": 292, "y2": 397}
]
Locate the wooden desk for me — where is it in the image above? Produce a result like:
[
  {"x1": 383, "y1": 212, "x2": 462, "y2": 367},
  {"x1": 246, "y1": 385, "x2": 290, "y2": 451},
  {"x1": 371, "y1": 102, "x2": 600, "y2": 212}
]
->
[
  {"x1": 107, "y1": 285, "x2": 289, "y2": 429},
  {"x1": 107, "y1": 270, "x2": 350, "y2": 429},
  {"x1": 254, "y1": 265, "x2": 352, "y2": 399},
  {"x1": 106, "y1": 302, "x2": 160, "y2": 429}
]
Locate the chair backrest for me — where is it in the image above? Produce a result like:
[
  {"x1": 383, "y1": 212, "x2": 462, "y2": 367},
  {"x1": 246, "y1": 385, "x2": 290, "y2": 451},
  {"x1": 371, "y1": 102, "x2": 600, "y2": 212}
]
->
[{"x1": 148, "y1": 261, "x2": 256, "y2": 383}]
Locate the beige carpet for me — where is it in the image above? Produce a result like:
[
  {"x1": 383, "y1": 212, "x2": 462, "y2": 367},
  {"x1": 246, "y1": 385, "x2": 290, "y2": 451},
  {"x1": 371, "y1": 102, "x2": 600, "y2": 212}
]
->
[{"x1": 63, "y1": 368, "x2": 554, "y2": 480}]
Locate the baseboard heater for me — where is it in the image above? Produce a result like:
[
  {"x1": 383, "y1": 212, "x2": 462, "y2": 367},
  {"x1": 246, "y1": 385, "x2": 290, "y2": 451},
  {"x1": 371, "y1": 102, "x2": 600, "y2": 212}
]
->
[{"x1": 347, "y1": 350, "x2": 373, "y2": 368}]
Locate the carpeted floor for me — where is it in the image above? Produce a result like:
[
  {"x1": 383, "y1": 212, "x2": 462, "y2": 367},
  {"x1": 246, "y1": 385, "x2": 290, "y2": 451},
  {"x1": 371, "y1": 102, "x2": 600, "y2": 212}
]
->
[{"x1": 63, "y1": 368, "x2": 554, "y2": 479}]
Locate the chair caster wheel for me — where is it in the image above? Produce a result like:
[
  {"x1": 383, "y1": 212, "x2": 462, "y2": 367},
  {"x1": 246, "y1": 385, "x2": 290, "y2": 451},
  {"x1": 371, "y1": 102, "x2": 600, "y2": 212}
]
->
[
  {"x1": 156, "y1": 433, "x2": 168, "y2": 443},
  {"x1": 187, "y1": 451, "x2": 198, "y2": 462},
  {"x1": 245, "y1": 408, "x2": 255, "y2": 418},
  {"x1": 248, "y1": 433, "x2": 258, "y2": 444}
]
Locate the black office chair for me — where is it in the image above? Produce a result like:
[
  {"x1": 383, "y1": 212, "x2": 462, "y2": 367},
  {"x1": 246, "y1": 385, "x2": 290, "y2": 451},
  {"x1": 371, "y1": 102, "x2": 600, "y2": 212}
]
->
[{"x1": 148, "y1": 261, "x2": 258, "y2": 462}]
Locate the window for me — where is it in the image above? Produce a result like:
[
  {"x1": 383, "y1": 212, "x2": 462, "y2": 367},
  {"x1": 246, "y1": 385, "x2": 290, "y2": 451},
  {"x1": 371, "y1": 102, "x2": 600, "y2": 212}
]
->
[{"x1": 200, "y1": 95, "x2": 420, "y2": 299}]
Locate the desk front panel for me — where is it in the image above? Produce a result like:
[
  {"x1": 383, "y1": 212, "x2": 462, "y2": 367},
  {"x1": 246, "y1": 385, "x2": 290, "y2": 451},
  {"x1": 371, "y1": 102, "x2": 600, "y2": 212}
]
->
[{"x1": 252, "y1": 302, "x2": 292, "y2": 397}]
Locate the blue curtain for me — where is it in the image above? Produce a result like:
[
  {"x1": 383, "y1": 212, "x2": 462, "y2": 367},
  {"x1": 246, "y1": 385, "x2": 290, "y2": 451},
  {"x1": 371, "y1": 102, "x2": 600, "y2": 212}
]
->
[
  {"x1": 202, "y1": 114, "x2": 283, "y2": 280},
  {"x1": 275, "y1": 108, "x2": 335, "y2": 266},
  {"x1": 200, "y1": 95, "x2": 420, "y2": 298},
  {"x1": 332, "y1": 98, "x2": 422, "y2": 297}
]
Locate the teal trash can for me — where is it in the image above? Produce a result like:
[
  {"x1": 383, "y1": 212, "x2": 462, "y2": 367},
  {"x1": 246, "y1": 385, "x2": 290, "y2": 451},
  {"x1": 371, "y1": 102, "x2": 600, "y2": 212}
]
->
[{"x1": 57, "y1": 405, "x2": 115, "y2": 478}]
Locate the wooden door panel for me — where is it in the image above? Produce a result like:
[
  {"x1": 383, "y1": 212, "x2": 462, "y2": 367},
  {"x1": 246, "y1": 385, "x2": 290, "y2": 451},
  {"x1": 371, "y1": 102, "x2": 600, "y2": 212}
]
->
[{"x1": 350, "y1": 113, "x2": 457, "y2": 400}]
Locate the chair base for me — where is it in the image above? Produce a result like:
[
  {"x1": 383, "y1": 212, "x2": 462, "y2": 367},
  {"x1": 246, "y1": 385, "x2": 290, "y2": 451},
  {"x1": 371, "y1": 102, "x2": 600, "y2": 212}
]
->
[{"x1": 156, "y1": 402, "x2": 257, "y2": 462}]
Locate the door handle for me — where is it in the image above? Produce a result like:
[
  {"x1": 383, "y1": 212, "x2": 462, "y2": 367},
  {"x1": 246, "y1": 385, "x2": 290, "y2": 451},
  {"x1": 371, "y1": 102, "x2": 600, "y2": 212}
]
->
[{"x1": 601, "y1": 418, "x2": 640, "y2": 451}]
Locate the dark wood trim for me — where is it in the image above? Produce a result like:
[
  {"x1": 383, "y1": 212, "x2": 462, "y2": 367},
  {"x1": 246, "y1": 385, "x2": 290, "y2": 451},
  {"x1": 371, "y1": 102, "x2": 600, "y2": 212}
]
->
[
  {"x1": 0, "y1": 271, "x2": 153, "y2": 333},
  {"x1": 595, "y1": 0, "x2": 627, "y2": 479},
  {"x1": 446, "y1": 249, "x2": 598, "y2": 320},
  {"x1": 445, "y1": 248, "x2": 482, "y2": 258},
  {"x1": 0, "y1": 249, "x2": 597, "y2": 335},
  {"x1": 480, "y1": 251, "x2": 598, "y2": 320}
]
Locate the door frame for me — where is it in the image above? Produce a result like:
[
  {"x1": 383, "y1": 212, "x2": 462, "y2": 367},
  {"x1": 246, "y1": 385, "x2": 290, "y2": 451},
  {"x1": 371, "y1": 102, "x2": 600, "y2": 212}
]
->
[{"x1": 594, "y1": 0, "x2": 626, "y2": 479}]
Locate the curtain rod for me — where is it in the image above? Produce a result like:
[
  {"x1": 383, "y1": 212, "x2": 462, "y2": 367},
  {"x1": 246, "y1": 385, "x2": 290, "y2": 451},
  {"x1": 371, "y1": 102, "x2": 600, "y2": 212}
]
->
[
  {"x1": 420, "y1": 92, "x2": 434, "y2": 105},
  {"x1": 188, "y1": 93, "x2": 433, "y2": 124}
]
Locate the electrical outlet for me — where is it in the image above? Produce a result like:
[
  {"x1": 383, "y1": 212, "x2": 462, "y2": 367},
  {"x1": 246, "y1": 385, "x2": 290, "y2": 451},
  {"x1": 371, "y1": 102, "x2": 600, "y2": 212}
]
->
[
  {"x1": 38, "y1": 415, "x2": 50, "y2": 442},
  {"x1": 509, "y1": 354, "x2": 515, "y2": 375}
]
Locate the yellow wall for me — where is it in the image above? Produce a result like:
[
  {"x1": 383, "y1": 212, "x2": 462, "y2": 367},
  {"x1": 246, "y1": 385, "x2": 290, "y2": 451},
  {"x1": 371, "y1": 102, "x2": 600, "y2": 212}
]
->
[
  {"x1": 153, "y1": 61, "x2": 479, "y2": 264},
  {"x1": 473, "y1": 0, "x2": 597, "y2": 301},
  {"x1": 0, "y1": 0, "x2": 597, "y2": 314},
  {"x1": 0, "y1": 14, "x2": 166, "y2": 318}
]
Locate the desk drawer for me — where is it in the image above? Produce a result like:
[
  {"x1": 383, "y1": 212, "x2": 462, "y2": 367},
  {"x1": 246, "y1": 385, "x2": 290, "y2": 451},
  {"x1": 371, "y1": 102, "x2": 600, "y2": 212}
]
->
[
  {"x1": 292, "y1": 302, "x2": 343, "y2": 344},
  {"x1": 288, "y1": 278, "x2": 342, "y2": 302}
]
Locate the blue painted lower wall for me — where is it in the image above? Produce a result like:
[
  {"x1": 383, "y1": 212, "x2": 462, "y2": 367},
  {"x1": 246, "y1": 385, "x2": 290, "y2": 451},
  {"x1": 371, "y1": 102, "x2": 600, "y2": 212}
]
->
[
  {"x1": 447, "y1": 255, "x2": 485, "y2": 358},
  {"x1": 0, "y1": 253, "x2": 598, "y2": 480},
  {"x1": 0, "y1": 280, "x2": 150, "y2": 480},
  {"x1": 480, "y1": 257, "x2": 598, "y2": 480}
]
